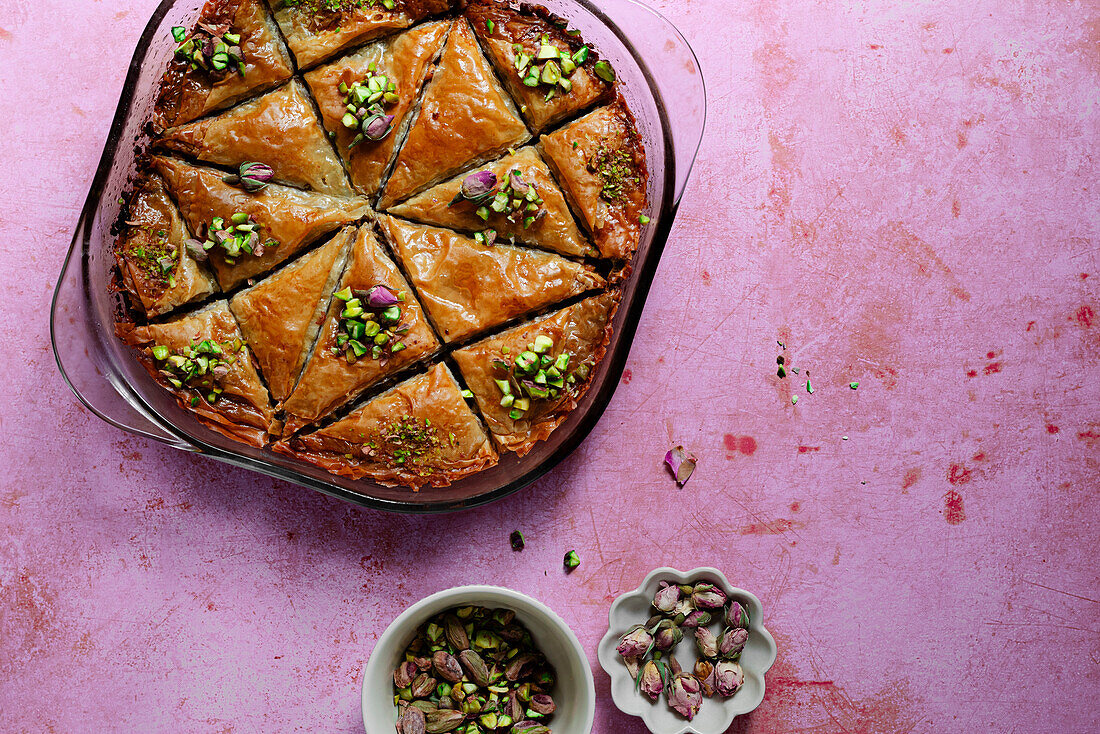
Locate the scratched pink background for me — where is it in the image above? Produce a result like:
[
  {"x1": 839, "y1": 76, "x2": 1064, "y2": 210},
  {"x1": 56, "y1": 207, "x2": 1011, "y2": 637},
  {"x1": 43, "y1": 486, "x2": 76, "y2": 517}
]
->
[{"x1": 2, "y1": 0, "x2": 1098, "y2": 731}]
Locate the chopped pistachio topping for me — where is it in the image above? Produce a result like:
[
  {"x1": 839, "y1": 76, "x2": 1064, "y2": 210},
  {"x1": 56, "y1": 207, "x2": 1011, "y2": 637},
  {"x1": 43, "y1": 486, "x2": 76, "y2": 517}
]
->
[
  {"x1": 285, "y1": 0, "x2": 395, "y2": 14},
  {"x1": 563, "y1": 550, "x2": 580, "y2": 570},
  {"x1": 172, "y1": 23, "x2": 245, "y2": 76},
  {"x1": 202, "y1": 212, "x2": 277, "y2": 263},
  {"x1": 488, "y1": 335, "x2": 590, "y2": 419},
  {"x1": 330, "y1": 284, "x2": 409, "y2": 364},
  {"x1": 512, "y1": 35, "x2": 599, "y2": 100},
  {"x1": 150, "y1": 337, "x2": 245, "y2": 403},
  {"x1": 124, "y1": 226, "x2": 178, "y2": 289},
  {"x1": 340, "y1": 68, "x2": 398, "y2": 148},
  {"x1": 357, "y1": 414, "x2": 441, "y2": 474},
  {"x1": 588, "y1": 142, "x2": 639, "y2": 204},
  {"x1": 450, "y1": 168, "x2": 545, "y2": 229}
]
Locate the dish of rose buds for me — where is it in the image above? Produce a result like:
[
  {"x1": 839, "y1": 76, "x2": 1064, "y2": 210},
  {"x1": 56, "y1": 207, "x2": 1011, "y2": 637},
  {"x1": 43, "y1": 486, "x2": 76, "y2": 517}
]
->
[
  {"x1": 113, "y1": 0, "x2": 648, "y2": 490},
  {"x1": 392, "y1": 605, "x2": 558, "y2": 733},
  {"x1": 597, "y1": 568, "x2": 777, "y2": 733}
]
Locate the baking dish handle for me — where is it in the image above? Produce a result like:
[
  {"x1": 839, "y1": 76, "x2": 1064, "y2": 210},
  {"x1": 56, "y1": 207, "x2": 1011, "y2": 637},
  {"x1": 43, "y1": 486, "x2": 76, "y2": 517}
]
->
[
  {"x1": 51, "y1": 215, "x2": 199, "y2": 453},
  {"x1": 601, "y1": 0, "x2": 706, "y2": 203}
]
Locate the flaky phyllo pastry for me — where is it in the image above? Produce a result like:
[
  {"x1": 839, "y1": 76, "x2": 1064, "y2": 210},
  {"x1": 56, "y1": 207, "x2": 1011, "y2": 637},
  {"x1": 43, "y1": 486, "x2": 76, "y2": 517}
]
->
[{"x1": 114, "y1": 0, "x2": 648, "y2": 488}]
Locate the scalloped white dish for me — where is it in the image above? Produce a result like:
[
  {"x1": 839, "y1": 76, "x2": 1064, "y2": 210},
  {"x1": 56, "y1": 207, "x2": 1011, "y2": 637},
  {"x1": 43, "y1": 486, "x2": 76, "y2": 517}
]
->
[{"x1": 596, "y1": 567, "x2": 777, "y2": 734}]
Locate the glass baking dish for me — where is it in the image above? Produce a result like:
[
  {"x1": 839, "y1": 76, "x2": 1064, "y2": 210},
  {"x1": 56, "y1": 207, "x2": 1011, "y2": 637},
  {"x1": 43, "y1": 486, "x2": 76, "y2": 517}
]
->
[{"x1": 51, "y1": 0, "x2": 705, "y2": 513}]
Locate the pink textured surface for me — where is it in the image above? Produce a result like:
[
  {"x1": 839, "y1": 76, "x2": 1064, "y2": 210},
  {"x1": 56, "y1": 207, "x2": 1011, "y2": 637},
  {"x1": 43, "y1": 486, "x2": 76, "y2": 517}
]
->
[{"x1": 2, "y1": 0, "x2": 1097, "y2": 731}]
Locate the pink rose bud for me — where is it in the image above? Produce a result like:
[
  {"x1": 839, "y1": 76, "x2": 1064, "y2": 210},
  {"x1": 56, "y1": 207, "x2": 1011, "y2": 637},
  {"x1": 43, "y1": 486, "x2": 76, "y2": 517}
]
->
[
  {"x1": 720, "y1": 626, "x2": 749, "y2": 658},
  {"x1": 667, "y1": 672, "x2": 703, "y2": 720},
  {"x1": 714, "y1": 660, "x2": 745, "y2": 697}
]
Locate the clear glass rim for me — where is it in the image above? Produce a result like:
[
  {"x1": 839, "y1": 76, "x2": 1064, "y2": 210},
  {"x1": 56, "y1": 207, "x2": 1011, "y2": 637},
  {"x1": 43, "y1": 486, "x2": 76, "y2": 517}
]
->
[{"x1": 51, "y1": 0, "x2": 707, "y2": 514}]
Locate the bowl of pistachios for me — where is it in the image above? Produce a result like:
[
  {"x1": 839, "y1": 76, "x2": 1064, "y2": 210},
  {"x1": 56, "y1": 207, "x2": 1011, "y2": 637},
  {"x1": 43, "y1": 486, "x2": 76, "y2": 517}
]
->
[
  {"x1": 597, "y1": 567, "x2": 777, "y2": 734},
  {"x1": 363, "y1": 585, "x2": 594, "y2": 734}
]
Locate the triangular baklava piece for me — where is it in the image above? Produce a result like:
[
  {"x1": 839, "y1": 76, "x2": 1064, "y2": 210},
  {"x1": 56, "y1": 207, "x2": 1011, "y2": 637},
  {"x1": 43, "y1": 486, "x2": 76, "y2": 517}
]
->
[
  {"x1": 377, "y1": 215, "x2": 604, "y2": 343},
  {"x1": 115, "y1": 174, "x2": 218, "y2": 317},
  {"x1": 275, "y1": 363, "x2": 497, "y2": 488},
  {"x1": 118, "y1": 301, "x2": 274, "y2": 447},
  {"x1": 156, "y1": 80, "x2": 353, "y2": 195},
  {"x1": 380, "y1": 19, "x2": 530, "y2": 208},
  {"x1": 280, "y1": 224, "x2": 440, "y2": 434},
  {"x1": 303, "y1": 20, "x2": 450, "y2": 197},
  {"x1": 155, "y1": 0, "x2": 294, "y2": 128},
  {"x1": 452, "y1": 291, "x2": 617, "y2": 456},
  {"x1": 537, "y1": 97, "x2": 649, "y2": 260},
  {"x1": 267, "y1": 0, "x2": 452, "y2": 69},
  {"x1": 466, "y1": 0, "x2": 612, "y2": 132},
  {"x1": 153, "y1": 156, "x2": 372, "y2": 290},
  {"x1": 388, "y1": 146, "x2": 593, "y2": 257},
  {"x1": 229, "y1": 227, "x2": 354, "y2": 402}
]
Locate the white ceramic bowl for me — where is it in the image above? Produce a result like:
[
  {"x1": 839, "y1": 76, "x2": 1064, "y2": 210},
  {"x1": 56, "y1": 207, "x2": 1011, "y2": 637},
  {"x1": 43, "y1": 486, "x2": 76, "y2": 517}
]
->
[
  {"x1": 362, "y1": 585, "x2": 595, "y2": 733},
  {"x1": 597, "y1": 568, "x2": 778, "y2": 734}
]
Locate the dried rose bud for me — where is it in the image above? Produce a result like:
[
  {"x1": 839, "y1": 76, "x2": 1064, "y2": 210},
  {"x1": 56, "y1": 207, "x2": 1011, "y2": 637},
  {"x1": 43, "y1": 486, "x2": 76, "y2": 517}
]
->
[
  {"x1": 694, "y1": 659, "x2": 717, "y2": 697},
  {"x1": 694, "y1": 626, "x2": 719, "y2": 659},
  {"x1": 398, "y1": 705, "x2": 427, "y2": 734},
  {"x1": 364, "y1": 112, "x2": 395, "y2": 140},
  {"x1": 443, "y1": 615, "x2": 469, "y2": 651},
  {"x1": 638, "y1": 660, "x2": 664, "y2": 700},
  {"x1": 720, "y1": 626, "x2": 749, "y2": 659},
  {"x1": 394, "y1": 660, "x2": 418, "y2": 689},
  {"x1": 692, "y1": 581, "x2": 727, "y2": 610},
  {"x1": 623, "y1": 655, "x2": 641, "y2": 680},
  {"x1": 457, "y1": 649, "x2": 490, "y2": 687},
  {"x1": 652, "y1": 581, "x2": 681, "y2": 613},
  {"x1": 460, "y1": 170, "x2": 497, "y2": 200},
  {"x1": 726, "y1": 601, "x2": 749, "y2": 629},
  {"x1": 432, "y1": 651, "x2": 463, "y2": 683},
  {"x1": 239, "y1": 161, "x2": 273, "y2": 192},
  {"x1": 528, "y1": 694, "x2": 556, "y2": 715},
  {"x1": 652, "y1": 619, "x2": 683, "y2": 651},
  {"x1": 667, "y1": 672, "x2": 703, "y2": 720},
  {"x1": 616, "y1": 624, "x2": 653, "y2": 658},
  {"x1": 423, "y1": 708, "x2": 465, "y2": 733},
  {"x1": 672, "y1": 597, "x2": 694, "y2": 622},
  {"x1": 667, "y1": 654, "x2": 683, "y2": 675},
  {"x1": 714, "y1": 660, "x2": 745, "y2": 697},
  {"x1": 365, "y1": 284, "x2": 401, "y2": 308},
  {"x1": 664, "y1": 445, "x2": 697, "y2": 486},
  {"x1": 681, "y1": 610, "x2": 712, "y2": 629},
  {"x1": 223, "y1": 161, "x2": 273, "y2": 192},
  {"x1": 410, "y1": 672, "x2": 437, "y2": 699}
]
